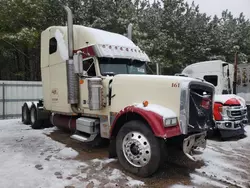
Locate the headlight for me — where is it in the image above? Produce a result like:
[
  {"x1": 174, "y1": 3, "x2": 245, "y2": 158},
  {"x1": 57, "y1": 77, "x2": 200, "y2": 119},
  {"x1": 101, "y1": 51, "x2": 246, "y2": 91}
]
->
[
  {"x1": 219, "y1": 106, "x2": 228, "y2": 116},
  {"x1": 164, "y1": 117, "x2": 178, "y2": 127}
]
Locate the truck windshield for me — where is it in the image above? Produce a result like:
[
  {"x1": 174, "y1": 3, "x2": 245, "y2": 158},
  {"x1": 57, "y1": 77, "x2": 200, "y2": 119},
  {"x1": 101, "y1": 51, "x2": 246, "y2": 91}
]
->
[{"x1": 98, "y1": 57, "x2": 146, "y2": 75}]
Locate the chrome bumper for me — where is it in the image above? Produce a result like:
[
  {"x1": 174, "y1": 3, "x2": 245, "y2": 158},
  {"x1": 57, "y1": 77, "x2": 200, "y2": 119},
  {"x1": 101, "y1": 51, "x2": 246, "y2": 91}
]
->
[
  {"x1": 182, "y1": 131, "x2": 206, "y2": 161},
  {"x1": 215, "y1": 120, "x2": 245, "y2": 130}
]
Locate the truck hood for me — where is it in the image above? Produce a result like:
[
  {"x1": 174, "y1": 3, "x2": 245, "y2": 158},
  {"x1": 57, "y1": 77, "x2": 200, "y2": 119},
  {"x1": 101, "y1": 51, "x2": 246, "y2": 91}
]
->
[
  {"x1": 214, "y1": 94, "x2": 246, "y2": 106},
  {"x1": 112, "y1": 74, "x2": 202, "y2": 83}
]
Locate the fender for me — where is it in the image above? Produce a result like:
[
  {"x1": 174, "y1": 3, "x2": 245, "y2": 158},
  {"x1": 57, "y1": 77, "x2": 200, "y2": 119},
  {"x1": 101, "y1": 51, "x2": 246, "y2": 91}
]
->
[{"x1": 110, "y1": 105, "x2": 182, "y2": 139}]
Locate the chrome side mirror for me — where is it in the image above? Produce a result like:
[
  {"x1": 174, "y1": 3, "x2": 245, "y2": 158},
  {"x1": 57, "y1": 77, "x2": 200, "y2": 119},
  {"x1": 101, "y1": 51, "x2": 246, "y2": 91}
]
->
[{"x1": 73, "y1": 51, "x2": 83, "y2": 74}]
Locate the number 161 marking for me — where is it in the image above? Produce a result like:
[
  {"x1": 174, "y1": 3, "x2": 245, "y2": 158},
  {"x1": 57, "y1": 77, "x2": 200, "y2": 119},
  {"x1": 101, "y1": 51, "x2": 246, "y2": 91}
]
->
[{"x1": 172, "y1": 83, "x2": 180, "y2": 87}]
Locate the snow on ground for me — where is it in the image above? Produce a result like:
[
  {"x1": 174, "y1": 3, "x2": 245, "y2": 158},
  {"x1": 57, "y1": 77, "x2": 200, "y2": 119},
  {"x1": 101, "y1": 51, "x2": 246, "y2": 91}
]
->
[
  {"x1": 170, "y1": 185, "x2": 194, "y2": 188},
  {"x1": 57, "y1": 147, "x2": 79, "y2": 159},
  {"x1": 187, "y1": 126, "x2": 250, "y2": 188},
  {"x1": 1, "y1": 119, "x2": 250, "y2": 188},
  {"x1": 0, "y1": 119, "x2": 144, "y2": 188}
]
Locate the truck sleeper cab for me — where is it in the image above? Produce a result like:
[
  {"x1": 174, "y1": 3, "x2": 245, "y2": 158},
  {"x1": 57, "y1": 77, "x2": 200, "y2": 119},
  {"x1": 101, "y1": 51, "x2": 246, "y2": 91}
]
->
[{"x1": 21, "y1": 6, "x2": 215, "y2": 178}]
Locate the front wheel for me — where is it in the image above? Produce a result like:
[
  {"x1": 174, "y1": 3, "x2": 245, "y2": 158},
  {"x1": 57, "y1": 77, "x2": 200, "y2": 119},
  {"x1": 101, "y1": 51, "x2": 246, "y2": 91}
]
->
[{"x1": 116, "y1": 120, "x2": 163, "y2": 177}]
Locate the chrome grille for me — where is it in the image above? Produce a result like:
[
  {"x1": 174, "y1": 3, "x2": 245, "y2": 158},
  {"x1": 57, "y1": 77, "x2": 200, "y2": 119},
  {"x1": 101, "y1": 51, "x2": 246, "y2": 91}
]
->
[{"x1": 227, "y1": 106, "x2": 247, "y2": 118}]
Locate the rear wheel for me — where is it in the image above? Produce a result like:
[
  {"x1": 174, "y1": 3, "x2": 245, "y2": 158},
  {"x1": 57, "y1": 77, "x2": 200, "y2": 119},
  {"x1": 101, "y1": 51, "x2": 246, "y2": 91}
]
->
[
  {"x1": 30, "y1": 105, "x2": 43, "y2": 129},
  {"x1": 116, "y1": 120, "x2": 162, "y2": 177},
  {"x1": 22, "y1": 103, "x2": 31, "y2": 125}
]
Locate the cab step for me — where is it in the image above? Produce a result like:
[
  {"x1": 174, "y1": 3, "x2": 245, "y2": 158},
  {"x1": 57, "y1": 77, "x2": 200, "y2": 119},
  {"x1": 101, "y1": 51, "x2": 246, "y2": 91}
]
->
[
  {"x1": 70, "y1": 133, "x2": 98, "y2": 142},
  {"x1": 70, "y1": 117, "x2": 100, "y2": 143}
]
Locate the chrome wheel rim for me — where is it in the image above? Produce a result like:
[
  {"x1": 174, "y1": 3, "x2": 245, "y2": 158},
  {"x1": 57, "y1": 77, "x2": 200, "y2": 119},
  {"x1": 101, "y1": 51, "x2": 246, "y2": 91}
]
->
[
  {"x1": 122, "y1": 131, "x2": 151, "y2": 167},
  {"x1": 30, "y1": 108, "x2": 35, "y2": 124}
]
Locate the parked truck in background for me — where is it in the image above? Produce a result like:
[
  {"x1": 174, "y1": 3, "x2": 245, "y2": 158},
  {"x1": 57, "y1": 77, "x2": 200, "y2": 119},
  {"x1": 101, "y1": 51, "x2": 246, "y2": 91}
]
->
[
  {"x1": 181, "y1": 60, "x2": 248, "y2": 139},
  {"x1": 21, "y1": 6, "x2": 215, "y2": 177}
]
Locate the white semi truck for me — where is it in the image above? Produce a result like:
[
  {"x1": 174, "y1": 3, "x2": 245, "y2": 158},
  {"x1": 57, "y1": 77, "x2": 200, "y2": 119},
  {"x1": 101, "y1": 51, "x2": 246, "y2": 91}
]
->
[
  {"x1": 21, "y1": 6, "x2": 215, "y2": 177},
  {"x1": 181, "y1": 60, "x2": 248, "y2": 139}
]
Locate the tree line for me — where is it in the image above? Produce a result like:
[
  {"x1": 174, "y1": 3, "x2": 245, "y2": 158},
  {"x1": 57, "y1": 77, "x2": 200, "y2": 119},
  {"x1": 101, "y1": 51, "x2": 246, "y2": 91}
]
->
[{"x1": 0, "y1": 0, "x2": 249, "y2": 81}]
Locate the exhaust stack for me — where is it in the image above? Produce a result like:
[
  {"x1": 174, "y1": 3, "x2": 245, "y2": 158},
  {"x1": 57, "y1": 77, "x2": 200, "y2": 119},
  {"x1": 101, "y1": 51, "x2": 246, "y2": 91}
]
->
[
  {"x1": 63, "y1": 6, "x2": 80, "y2": 112},
  {"x1": 127, "y1": 23, "x2": 133, "y2": 40}
]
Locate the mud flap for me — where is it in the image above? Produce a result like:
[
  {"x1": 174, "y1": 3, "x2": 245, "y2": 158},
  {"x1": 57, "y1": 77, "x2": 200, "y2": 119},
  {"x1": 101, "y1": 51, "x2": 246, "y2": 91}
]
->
[{"x1": 182, "y1": 132, "x2": 206, "y2": 161}]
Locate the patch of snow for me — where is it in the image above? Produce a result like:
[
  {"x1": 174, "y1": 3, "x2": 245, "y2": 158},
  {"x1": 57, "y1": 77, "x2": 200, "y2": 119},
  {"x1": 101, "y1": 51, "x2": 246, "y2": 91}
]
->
[
  {"x1": 56, "y1": 147, "x2": 79, "y2": 159},
  {"x1": 91, "y1": 158, "x2": 102, "y2": 163},
  {"x1": 83, "y1": 26, "x2": 136, "y2": 47},
  {"x1": 243, "y1": 125, "x2": 250, "y2": 139},
  {"x1": 170, "y1": 184, "x2": 194, "y2": 188},
  {"x1": 91, "y1": 158, "x2": 116, "y2": 164},
  {"x1": 91, "y1": 158, "x2": 117, "y2": 171},
  {"x1": 102, "y1": 158, "x2": 117, "y2": 164},
  {"x1": 43, "y1": 126, "x2": 58, "y2": 135},
  {"x1": 104, "y1": 182, "x2": 119, "y2": 188},
  {"x1": 190, "y1": 174, "x2": 227, "y2": 188},
  {"x1": 135, "y1": 103, "x2": 177, "y2": 119},
  {"x1": 88, "y1": 179, "x2": 101, "y2": 186},
  {"x1": 0, "y1": 119, "x2": 144, "y2": 188},
  {"x1": 195, "y1": 143, "x2": 249, "y2": 187},
  {"x1": 126, "y1": 176, "x2": 145, "y2": 187},
  {"x1": 108, "y1": 169, "x2": 123, "y2": 181},
  {"x1": 115, "y1": 74, "x2": 197, "y2": 82},
  {"x1": 204, "y1": 147, "x2": 247, "y2": 173},
  {"x1": 55, "y1": 29, "x2": 69, "y2": 61}
]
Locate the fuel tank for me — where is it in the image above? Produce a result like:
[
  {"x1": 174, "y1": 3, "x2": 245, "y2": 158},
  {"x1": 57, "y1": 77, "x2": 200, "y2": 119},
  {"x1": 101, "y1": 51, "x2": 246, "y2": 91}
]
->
[{"x1": 50, "y1": 114, "x2": 77, "y2": 132}]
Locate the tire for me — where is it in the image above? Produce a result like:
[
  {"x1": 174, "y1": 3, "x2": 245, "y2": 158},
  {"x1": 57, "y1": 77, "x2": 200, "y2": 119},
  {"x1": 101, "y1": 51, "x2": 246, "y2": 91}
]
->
[
  {"x1": 116, "y1": 120, "x2": 162, "y2": 177},
  {"x1": 30, "y1": 105, "x2": 43, "y2": 129},
  {"x1": 22, "y1": 103, "x2": 31, "y2": 125}
]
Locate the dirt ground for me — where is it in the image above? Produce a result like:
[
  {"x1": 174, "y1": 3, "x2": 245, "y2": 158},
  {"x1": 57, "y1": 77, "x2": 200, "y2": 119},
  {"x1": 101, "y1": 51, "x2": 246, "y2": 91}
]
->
[
  {"x1": 49, "y1": 127, "x2": 250, "y2": 188},
  {"x1": 0, "y1": 119, "x2": 250, "y2": 188}
]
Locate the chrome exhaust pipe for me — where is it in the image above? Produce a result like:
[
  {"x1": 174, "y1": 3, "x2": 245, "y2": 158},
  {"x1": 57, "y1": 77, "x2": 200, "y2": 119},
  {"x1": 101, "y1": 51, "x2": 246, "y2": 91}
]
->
[
  {"x1": 127, "y1": 23, "x2": 133, "y2": 40},
  {"x1": 63, "y1": 6, "x2": 74, "y2": 59},
  {"x1": 63, "y1": 6, "x2": 80, "y2": 113}
]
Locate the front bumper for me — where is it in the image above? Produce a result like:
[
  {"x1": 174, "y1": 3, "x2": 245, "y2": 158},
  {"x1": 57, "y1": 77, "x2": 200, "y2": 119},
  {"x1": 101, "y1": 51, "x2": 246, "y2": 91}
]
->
[
  {"x1": 215, "y1": 120, "x2": 244, "y2": 130},
  {"x1": 182, "y1": 131, "x2": 206, "y2": 161},
  {"x1": 215, "y1": 120, "x2": 246, "y2": 138}
]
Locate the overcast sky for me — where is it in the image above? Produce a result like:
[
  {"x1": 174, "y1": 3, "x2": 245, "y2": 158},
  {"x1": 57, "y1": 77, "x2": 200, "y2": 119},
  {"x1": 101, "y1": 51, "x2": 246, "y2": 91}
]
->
[{"x1": 185, "y1": 0, "x2": 250, "y2": 19}]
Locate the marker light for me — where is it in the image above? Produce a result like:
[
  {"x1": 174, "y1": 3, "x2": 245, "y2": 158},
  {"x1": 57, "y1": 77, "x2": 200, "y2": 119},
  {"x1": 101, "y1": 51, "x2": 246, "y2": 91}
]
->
[
  {"x1": 143, "y1": 100, "x2": 149, "y2": 107},
  {"x1": 79, "y1": 79, "x2": 84, "y2": 84}
]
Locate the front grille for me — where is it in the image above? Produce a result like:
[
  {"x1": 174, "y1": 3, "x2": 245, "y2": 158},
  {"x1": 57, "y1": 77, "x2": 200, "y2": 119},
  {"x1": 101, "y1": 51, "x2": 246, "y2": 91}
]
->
[
  {"x1": 230, "y1": 110, "x2": 241, "y2": 116},
  {"x1": 188, "y1": 83, "x2": 214, "y2": 133},
  {"x1": 228, "y1": 107, "x2": 247, "y2": 118},
  {"x1": 234, "y1": 117, "x2": 242, "y2": 121}
]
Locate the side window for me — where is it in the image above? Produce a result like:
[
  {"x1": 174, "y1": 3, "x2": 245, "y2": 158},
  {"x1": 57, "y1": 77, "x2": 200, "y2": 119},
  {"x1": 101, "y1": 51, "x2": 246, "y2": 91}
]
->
[
  {"x1": 83, "y1": 58, "x2": 96, "y2": 77},
  {"x1": 49, "y1": 37, "x2": 57, "y2": 54},
  {"x1": 203, "y1": 75, "x2": 218, "y2": 86}
]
